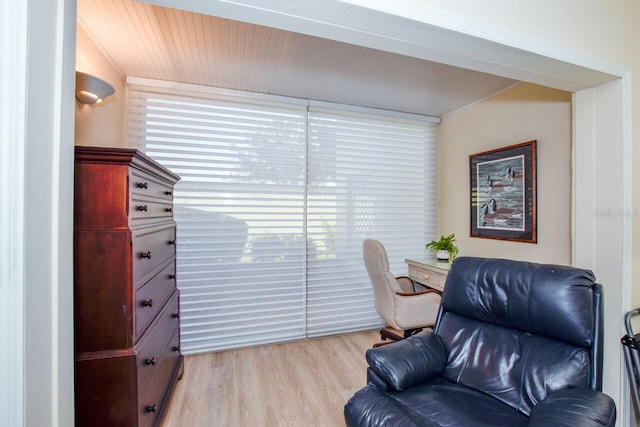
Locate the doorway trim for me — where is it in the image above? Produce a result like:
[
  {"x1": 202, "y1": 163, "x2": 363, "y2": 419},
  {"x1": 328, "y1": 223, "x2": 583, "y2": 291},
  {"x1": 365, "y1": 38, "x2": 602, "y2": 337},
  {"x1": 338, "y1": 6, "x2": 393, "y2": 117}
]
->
[{"x1": 140, "y1": 0, "x2": 632, "y2": 421}]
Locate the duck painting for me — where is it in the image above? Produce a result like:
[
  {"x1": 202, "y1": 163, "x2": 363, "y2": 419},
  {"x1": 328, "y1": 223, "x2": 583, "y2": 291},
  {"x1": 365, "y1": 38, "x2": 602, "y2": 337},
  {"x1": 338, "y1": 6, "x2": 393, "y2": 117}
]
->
[
  {"x1": 481, "y1": 203, "x2": 510, "y2": 225},
  {"x1": 489, "y1": 198, "x2": 523, "y2": 219},
  {"x1": 486, "y1": 174, "x2": 507, "y2": 193},
  {"x1": 505, "y1": 166, "x2": 523, "y2": 183}
]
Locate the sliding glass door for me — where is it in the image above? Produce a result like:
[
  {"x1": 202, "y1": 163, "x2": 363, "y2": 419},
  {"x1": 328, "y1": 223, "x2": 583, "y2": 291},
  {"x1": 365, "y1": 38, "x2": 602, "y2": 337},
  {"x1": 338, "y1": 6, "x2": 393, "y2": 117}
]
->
[{"x1": 128, "y1": 80, "x2": 436, "y2": 354}]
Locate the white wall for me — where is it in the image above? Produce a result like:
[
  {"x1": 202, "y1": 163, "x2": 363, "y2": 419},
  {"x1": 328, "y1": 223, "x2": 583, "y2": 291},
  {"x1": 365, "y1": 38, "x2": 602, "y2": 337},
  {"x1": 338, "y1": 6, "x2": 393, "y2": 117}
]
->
[
  {"x1": 75, "y1": 23, "x2": 126, "y2": 147},
  {"x1": 438, "y1": 83, "x2": 573, "y2": 264}
]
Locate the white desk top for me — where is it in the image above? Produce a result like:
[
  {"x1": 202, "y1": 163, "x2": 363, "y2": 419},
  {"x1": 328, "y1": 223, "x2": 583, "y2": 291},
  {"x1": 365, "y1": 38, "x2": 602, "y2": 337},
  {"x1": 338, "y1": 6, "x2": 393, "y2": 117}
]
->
[{"x1": 405, "y1": 257, "x2": 451, "y2": 271}]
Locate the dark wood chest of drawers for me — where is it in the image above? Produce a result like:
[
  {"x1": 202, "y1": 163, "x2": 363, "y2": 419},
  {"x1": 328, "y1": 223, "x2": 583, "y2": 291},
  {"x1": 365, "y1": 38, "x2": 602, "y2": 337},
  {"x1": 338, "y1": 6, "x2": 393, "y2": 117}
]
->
[{"x1": 74, "y1": 147, "x2": 183, "y2": 427}]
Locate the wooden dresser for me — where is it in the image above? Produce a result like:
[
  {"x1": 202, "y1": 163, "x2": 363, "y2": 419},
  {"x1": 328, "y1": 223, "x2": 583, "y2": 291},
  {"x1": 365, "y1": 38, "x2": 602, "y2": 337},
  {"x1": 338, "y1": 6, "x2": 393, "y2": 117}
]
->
[{"x1": 74, "y1": 147, "x2": 183, "y2": 427}]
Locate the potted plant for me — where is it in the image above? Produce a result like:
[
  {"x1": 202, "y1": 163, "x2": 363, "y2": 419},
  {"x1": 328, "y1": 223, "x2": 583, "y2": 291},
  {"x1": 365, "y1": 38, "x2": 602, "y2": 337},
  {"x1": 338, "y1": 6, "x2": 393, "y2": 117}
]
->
[{"x1": 425, "y1": 233, "x2": 459, "y2": 262}]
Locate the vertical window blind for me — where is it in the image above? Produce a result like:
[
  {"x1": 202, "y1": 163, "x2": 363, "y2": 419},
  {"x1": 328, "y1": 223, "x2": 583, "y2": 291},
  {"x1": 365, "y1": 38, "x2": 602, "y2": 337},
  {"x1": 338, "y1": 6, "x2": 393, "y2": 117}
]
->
[
  {"x1": 306, "y1": 104, "x2": 437, "y2": 337},
  {"x1": 127, "y1": 78, "x2": 437, "y2": 354}
]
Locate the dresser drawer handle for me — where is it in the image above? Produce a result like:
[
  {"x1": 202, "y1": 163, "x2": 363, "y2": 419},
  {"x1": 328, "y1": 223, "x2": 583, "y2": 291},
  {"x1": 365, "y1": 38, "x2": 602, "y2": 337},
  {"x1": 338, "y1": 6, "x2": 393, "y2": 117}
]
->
[
  {"x1": 168, "y1": 240, "x2": 176, "y2": 246},
  {"x1": 142, "y1": 299, "x2": 153, "y2": 308},
  {"x1": 145, "y1": 404, "x2": 157, "y2": 413},
  {"x1": 141, "y1": 251, "x2": 152, "y2": 259},
  {"x1": 172, "y1": 345, "x2": 180, "y2": 352},
  {"x1": 165, "y1": 190, "x2": 173, "y2": 196},
  {"x1": 169, "y1": 274, "x2": 176, "y2": 280},
  {"x1": 172, "y1": 312, "x2": 180, "y2": 319},
  {"x1": 165, "y1": 207, "x2": 173, "y2": 213},
  {"x1": 137, "y1": 205, "x2": 148, "y2": 212},
  {"x1": 145, "y1": 357, "x2": 157, "y2": 366},
  {"x1": 137, "y1": 182, "x2": 148, "y2": 189}
]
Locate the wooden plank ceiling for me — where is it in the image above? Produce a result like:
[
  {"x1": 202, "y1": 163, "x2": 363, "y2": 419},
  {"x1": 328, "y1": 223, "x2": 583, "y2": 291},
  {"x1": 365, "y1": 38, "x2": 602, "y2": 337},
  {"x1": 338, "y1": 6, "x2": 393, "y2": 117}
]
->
[{"x1": 78, "y1": 0, "x2": 519, "y2": 117}]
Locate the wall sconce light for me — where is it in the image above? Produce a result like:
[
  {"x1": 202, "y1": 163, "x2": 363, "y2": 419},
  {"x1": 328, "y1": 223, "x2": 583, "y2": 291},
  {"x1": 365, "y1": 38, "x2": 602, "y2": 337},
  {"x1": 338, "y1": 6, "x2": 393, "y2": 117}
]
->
[{"x1": 75, "y1": 71, "x2": 115, "y2": 104}]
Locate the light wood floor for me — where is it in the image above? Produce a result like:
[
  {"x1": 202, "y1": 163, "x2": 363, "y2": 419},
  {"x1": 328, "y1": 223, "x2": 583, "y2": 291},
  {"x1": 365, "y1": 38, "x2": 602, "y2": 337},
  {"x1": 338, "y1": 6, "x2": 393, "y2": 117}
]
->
[{"x1": 161, "y1": 330, "x2": 380, "y2": 427}]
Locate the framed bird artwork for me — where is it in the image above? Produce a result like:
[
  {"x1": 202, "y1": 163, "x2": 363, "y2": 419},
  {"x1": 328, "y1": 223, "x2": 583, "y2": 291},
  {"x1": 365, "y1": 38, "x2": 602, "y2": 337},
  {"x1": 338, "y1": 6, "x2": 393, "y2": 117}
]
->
[{"x1": 470, "y1": 140, "x2": 537, "y2": 243}]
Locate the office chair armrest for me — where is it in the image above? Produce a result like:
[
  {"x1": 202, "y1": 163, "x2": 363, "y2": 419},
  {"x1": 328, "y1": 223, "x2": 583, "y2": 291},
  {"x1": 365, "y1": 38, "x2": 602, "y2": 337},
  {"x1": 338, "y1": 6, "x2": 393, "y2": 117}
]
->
[
  {"x1": 392, "y1": 291, "x2": 441, "y2": 328},
  {"x1": 365, "y1": 331, "x2": 446, "y2": 391},
  {"x1": 527, "y1": 388, "x2": 616, "y2": 427},
  {"x1": 396, "y1": 275, "x2": 418, "y2": 293}
]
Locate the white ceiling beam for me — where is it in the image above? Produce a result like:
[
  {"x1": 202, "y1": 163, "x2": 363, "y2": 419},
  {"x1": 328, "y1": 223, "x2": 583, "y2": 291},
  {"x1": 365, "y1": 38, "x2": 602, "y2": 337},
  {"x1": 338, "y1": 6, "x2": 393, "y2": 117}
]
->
[{"x1": 138, "y1": 0, "x2": 619, "y2": 92}]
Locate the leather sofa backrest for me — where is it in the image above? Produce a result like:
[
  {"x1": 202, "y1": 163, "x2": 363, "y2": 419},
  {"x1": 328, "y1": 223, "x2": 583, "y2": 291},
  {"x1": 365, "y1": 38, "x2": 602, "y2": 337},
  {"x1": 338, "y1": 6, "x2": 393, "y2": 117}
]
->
[{"x1": 435, "y1": 257, "x2": 600, "y2": 416}]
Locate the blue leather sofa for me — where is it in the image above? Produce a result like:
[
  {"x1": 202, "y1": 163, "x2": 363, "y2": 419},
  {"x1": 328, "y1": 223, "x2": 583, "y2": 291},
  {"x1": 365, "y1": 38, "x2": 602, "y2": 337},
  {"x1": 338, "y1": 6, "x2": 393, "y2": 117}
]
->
[{"x1": 345, "y1": 257, "x2": 616, "y2": 426}]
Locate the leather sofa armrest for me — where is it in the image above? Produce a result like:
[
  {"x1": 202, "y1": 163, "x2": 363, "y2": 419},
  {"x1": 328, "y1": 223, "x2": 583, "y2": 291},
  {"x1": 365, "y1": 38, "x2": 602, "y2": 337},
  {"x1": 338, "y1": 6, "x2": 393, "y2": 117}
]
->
[
  {"x1": 366, "y1": 367, "x2": 392, "y2": 392},
  {"x1": 527, "y1": 388, "x2": 616, "y2": 427},
  {"x1": 365, "y1": 331, "x2": 446, "y2": 391}
]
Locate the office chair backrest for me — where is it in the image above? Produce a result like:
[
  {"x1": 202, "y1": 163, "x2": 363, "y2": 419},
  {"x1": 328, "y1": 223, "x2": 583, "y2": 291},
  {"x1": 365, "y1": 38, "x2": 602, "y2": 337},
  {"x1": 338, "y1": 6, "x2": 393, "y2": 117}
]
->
[{"x1": 362, "y1": 239, "x2": 402, "y2": 321}]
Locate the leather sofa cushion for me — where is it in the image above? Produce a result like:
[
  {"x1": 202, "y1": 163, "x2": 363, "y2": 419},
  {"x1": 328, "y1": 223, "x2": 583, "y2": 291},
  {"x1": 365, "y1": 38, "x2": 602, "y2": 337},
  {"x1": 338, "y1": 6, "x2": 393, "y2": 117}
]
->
[
  {"x1": 442, "y1": 257, "x2": 596, "y2": 347},
  {"x1": 528, "y1": 388, "x2": 617, "y2": 427},
  {"x1": 439, "y1": 312, "x2": 590, "y2": 416},
  {"x1": 344, "y1": 378, "x2": 528, "y2": 427}
]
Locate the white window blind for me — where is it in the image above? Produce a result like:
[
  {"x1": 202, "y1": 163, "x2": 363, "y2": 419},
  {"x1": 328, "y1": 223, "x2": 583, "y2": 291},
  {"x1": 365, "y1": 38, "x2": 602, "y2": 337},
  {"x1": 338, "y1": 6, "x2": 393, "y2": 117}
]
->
[
  {"x1": 127, "y1": 79, "x2": 437, "y2": 354},
  {"x1": 306, "y1": 105, "x2": 437, "y2": 336},
  {"x1": 128, "y1": 82, "x2": 308, "y2": 354}
]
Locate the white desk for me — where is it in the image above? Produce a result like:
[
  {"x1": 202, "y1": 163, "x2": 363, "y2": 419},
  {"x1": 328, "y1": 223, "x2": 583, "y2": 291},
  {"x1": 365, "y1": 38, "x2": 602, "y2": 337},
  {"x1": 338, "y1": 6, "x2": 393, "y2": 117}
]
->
[{"x1": 405, "y1": 258, "x2": 450, "y2": 292}]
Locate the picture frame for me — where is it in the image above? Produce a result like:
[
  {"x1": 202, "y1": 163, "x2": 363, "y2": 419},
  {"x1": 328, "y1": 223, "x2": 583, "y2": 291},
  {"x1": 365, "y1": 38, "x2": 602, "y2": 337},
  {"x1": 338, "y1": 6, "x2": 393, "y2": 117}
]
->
[{"x1": 469, "y1": 140, "x2": 537, "y2": 243}]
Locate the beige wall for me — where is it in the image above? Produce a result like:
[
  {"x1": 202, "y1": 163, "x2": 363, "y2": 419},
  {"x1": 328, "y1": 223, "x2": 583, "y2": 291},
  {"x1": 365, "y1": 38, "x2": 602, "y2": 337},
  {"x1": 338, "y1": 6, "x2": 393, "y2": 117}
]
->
[
  {"x1": 418, "y1": 0, "x2": 640, "y2": 325},
  {"x1": 75, "y1": 23, "x2": 125, "y2": 147},
  {"x1": 438, "y1": 83, "x2": 572, "y2": 265}
]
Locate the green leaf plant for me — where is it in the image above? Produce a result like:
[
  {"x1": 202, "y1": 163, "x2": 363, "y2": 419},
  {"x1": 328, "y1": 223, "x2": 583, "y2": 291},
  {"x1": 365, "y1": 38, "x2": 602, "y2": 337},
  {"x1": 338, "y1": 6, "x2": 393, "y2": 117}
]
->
[{"x1": 425, "y1": 233, "x2": 459, "y2": 260}]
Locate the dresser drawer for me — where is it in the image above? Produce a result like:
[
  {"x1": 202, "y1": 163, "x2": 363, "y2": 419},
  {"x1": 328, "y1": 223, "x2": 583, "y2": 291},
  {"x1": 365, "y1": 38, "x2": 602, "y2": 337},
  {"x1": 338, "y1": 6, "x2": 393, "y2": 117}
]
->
[
  {"x1": 130, "y1": 196, "x2": 174, "y2": 222},
  {"x1": 133, "y1": 224, "x2": 176, "y2": 285},
  {"x1": 135, "y1": 260, "x2": 177, "y2": 338},
  {"x1": 131, "y1": 170, "x2": 174, "y2": 202},
  {"x1": 138, "y1": 327, "x2": 181, "y2": 427},
  {"x1": 137, "y1": 294, "x2": 181, "y2": 427},
  {"x1": 137, "y1": 292, "x2": 180, "y2": 398}
]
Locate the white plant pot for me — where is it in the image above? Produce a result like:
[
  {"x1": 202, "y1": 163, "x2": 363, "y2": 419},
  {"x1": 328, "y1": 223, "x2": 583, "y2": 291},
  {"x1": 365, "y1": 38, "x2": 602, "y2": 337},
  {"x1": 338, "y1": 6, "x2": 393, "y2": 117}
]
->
[{"x1": 436, "y1": 250, "x2": 449, "y2": 261}]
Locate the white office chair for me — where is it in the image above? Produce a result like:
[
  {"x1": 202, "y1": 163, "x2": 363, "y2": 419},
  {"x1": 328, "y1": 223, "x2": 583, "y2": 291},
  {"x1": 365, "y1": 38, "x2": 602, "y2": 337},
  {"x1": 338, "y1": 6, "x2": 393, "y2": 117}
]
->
[{"x1": 363, "y1": 239, "x2": 442, "y2": 343}]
